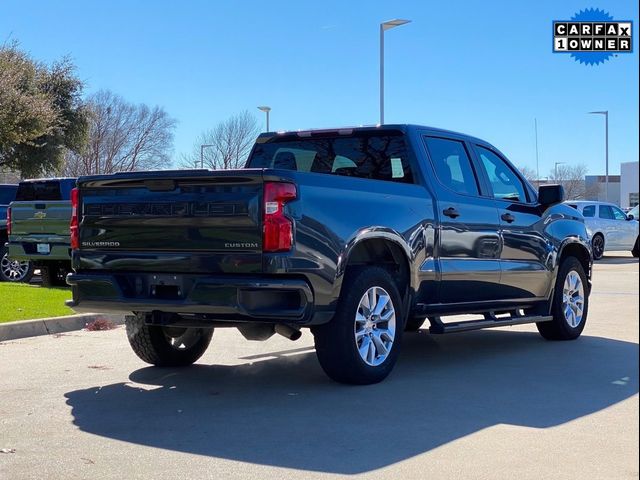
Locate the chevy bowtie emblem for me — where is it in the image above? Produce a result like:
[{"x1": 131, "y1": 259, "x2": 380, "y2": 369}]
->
[{"x1": 34, "y1": 211, "x2": 47, "y2": 219}]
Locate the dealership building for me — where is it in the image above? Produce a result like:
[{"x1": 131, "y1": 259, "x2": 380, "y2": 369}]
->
[
  {"x1": 583, "y1": 161, "x2": 639, "y2": 208},
  {"x1": 584, "y1": 175, "x2": 621, "y2": 204},
  {"x1": 620, "y1": 161, "x2": 639, "y2": 209}
]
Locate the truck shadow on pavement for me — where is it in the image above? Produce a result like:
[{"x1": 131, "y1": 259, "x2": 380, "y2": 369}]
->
[{"x1": 65, "y1": 330, "x2": 638, "y2": 474}]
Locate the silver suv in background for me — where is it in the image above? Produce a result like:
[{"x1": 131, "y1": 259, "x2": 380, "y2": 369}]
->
[{"x1": 566, "y1": 201, "x2": 639, "y2": 259}]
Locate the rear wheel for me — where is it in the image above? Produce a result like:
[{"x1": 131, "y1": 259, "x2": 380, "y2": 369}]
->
[
  {"x1": 0, "y1": 246, "x2": 34, "y2": 283},
  {"x1": 591, "y1": 234, "x2": 604, "y2": 260},
  {"x1": 312, "y1": 267, "x2": 404, "y2": 385},
  {"x1": 632, "y1": 237, "x2": 639, "y2": 258},
  {"x1": 537, "y1": 256, "x2": 588, "y2": 340},
  {"x1": 125, "y1": 314, "x2": 214, "y2": 367},
  {"x1": 40, "y1": 265, "x2": 70, "y2": 287}
]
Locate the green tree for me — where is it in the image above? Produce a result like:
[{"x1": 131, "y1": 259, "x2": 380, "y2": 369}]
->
[{"x1": 0, "y1": 42, "x2": 88, "y2": 177}]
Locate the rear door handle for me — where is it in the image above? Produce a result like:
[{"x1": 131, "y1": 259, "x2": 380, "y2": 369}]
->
[
  {"x1": 443, "y1": 207, "x2": 460, "y2": 219},
  {"x1": 501, "y1": 213, "x2": 515, "y2": 223}
]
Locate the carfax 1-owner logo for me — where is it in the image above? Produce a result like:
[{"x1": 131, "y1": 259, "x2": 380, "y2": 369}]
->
[{"x1": 553, "y1": 8, "x2": 633, "y2": 65}]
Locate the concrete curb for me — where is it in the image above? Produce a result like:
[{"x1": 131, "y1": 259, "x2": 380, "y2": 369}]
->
[{"x1": 0, "y1": 313, "x2": 126, "y2": 342}]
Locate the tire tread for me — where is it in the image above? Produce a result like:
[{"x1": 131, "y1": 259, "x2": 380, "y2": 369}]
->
[
  {"x1": 125, "y1": 314, "x2": 213, "y2": 367},
  {"x1": 537, "y1": 256, "x2": 588, "y2": 341},
  {"x1": 312, "y1": 267, "x2": 404, "y2": 385}
]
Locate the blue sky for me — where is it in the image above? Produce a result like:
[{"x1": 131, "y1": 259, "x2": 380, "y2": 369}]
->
[{"x1": 2, "y1": 0, "x2": 638, "y2": 177}]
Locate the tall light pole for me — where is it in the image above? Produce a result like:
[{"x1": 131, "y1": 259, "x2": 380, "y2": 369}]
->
[
  {"x1": 555, "y1": 161, "x2": 565, "y2": 179},
  {"x1": 200, "y1": 144, "x2": 214, "y2": 168},
  {"x1": 380, "y1": 19, "x2": 411, "y2": 125},
  {"x1": 588, "y1": 111, "x2": 609, "y2": 201},
  {"x1": 534, "y1": 118, "x2": 540, "y2": 184},
  {"x1": 258, "y1": 106, "x2": 271, "y2": 131}
]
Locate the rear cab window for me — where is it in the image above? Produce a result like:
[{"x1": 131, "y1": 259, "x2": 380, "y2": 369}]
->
[
  {"x1": 15, "y1": 179, "x2": 76, "y2": 201},
  {"x1": 247, "y1": 130, "x2": 416, "y2": 184}
]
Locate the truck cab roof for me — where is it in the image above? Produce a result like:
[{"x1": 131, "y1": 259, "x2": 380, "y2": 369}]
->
[{"x1": 257, "y1": 124, "x2": 492, "y2": 147}]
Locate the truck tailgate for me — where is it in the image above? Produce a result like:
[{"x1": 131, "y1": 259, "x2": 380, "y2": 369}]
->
[
  {"x1": 10, "y1": 201, "x2": 71, "y2": 237},
  {"x1": 77, "y1": 170, "x2": 264, "y2": 274}
]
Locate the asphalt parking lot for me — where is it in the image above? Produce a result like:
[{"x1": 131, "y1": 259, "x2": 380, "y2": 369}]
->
[{"x1": 1, "y1": 254, "x2": 638, "y2": 480}]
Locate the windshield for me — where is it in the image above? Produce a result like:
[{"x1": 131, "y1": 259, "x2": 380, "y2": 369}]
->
[{"x1": 247, "y1": 132, "x2": 415, "y2": 184}]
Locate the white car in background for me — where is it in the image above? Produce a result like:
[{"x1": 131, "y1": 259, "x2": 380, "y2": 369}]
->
[{"x1": 566, "y1": 201, "x2": 639, "y2": 260}]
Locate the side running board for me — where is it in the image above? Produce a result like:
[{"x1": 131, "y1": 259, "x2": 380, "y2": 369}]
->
[{"x1": 428, "y1": 312, "x2": 553, "y2": 334}]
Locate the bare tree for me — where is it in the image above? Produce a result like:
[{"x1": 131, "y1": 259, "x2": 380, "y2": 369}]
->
[
  {"x1": 60, "y1": 90, "x2": 176, "y2": 176},
  {"x1": 517, "y1": 165, "x2": 538, "y2": 185},
  {"x1": 179, "y1": 111, "x2": 259, "y2": 170},
  {"x1": 584, "y1": 182, "x2": 600, "y2": 200},
  {"x1": 548, "y1": 163, "x2": 589, "y2": 200}
]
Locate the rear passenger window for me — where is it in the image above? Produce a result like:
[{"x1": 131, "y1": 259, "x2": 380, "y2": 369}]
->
[
  {"x1": 423, "y1": 137, "x2": 479, "y2": 196},
  {"x1": 582, "y1": 205, "x2": 596, "y2": 217}
]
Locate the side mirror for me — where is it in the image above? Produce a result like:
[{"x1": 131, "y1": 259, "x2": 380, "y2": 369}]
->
[
  {"x1": 627, "y1": 214, "x2": 635, "y2": 221},
  {"x1": 538, "y1": 184, "x2": 565, "y2": 207}
]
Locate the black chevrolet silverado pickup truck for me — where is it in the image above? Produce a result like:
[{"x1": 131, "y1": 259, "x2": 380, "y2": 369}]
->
[{"x1": 67, "y1": 125, "x2": 592, "y2": 384}]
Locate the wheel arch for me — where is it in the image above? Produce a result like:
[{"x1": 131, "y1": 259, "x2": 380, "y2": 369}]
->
[
  {"x1": 557, "y1": 239, "x2": 592, "y2": 290},
  {"x1": 333, "y1": 228, "x2": 414, "y2": 308}
]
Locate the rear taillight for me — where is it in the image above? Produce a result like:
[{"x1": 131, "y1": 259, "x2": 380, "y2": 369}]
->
[
  {"x1": 263, "y1": 182, "x2": 297, "y2": 252},
  {"x1": 70, "y1": 188, "x2": 79, "y2": 250},
  {"x1": 6, "y1": 206, "x2": 11, "y2": 235}
]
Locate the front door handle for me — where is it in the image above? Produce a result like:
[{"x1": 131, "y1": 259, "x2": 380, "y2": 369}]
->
[
  {"x1": 501, "y1": 213, "x2": 515, "y2": 223},
  {"x1": 443, "y1": 207, "x2": 460, "y2": 219}
]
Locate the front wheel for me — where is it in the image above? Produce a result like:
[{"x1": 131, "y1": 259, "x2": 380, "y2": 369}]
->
[
  {"x1": 125, "y1": 314, "x2": 214, "y2": 367},
  {"x1": 537, "y1": 257, "x2": 589, "y2": 340},
  {"x1": 312, "y1": 267, "x2": 404, "y2": 385}
]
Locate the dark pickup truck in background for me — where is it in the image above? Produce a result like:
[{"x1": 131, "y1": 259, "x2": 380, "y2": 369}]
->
[
  {"x1": 1, "y1": 183, "x2": 34, "y2": 283},
  {"x1": 67, "y1": 125, "x2": 592, "y2": 384},
  {"x1": 7, "y1": 178, "x2": 76, "y2": 286}
]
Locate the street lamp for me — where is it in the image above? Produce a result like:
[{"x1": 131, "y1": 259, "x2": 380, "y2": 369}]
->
[
  {"x1": 200, "y1": 144, "x2": 214, "y2": 169},
  {"x1": 555, "y1": 161, "x2": 565, "y2": 179},
  {"x1": 588, "y1": 111, "x2": 609, "y2": 201},
  {"x1": 534, "y1": 118, "x2": 540, "y2": 182},
  {"x1": 380, "y1": 19, "x2": 411, "y2": 125},
  {"x1": 258, "y1": 106, "x2": 271, "y2": 131}
]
